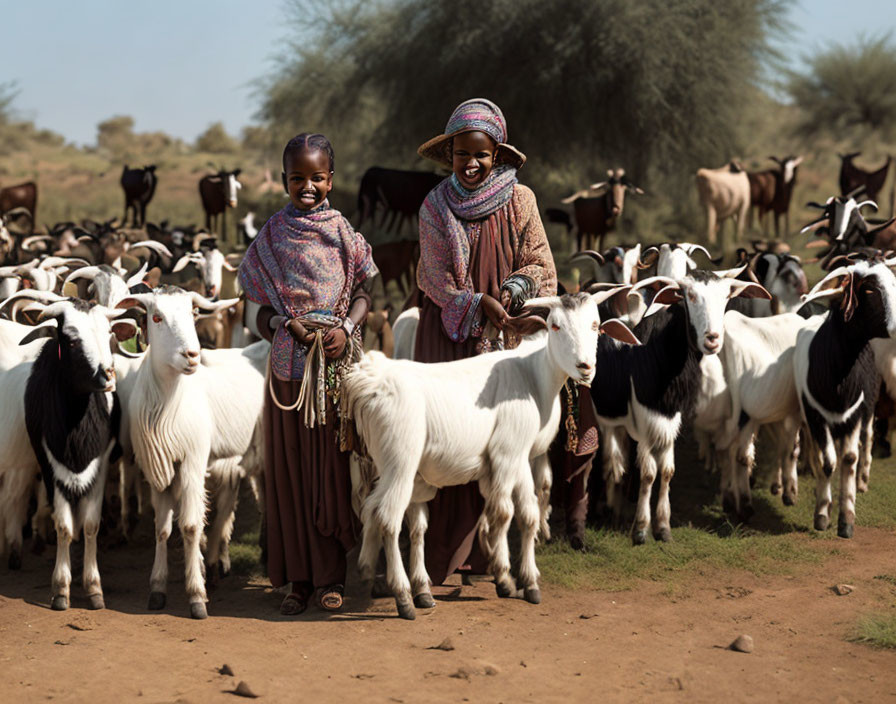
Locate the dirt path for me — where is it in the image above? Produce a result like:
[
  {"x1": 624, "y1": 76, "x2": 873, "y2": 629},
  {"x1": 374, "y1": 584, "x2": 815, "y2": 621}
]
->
[{"x1": 2, "y1": 528, "x2": 896, "y2": 703}]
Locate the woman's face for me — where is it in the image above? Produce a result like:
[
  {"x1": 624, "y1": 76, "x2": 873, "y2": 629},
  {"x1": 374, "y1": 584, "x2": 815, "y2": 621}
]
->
[
  {"x1": 452, "y1": 131, "x2": 497, "y2": 189},
  {"x1": 282, "y1": 148, "x2": 333, "y2": 210}
]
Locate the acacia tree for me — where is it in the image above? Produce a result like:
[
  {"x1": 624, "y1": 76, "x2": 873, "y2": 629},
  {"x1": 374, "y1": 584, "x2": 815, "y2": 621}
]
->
[
  {"x1": 788, "y1": 35, "x2": 896, "y2": 139},
  {"x1": 258, "y1": 0, "x2": 788, "y2": 237}
]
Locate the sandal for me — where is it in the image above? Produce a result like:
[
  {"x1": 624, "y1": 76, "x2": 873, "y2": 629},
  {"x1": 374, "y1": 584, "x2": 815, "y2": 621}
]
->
[
  {"x1": 280, "y1": 583, "x2": 312, "y2": 615},
  {"x1": 316, "y1": 585, "x2": 344, "y2": 612}
]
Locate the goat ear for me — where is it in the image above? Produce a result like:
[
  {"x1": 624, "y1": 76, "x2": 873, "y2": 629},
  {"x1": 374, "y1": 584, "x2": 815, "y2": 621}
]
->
[
  {"x1": 20, "y1": 321, "x2": 57, "y2": 345},
  {"x1": 599, "y1": 319, "x2": 641, "y2": 345},
  {"x1": 172, "y1": 255, "x2": 195, "y2": 273},
  {"x1": 841, "y1": 274, "x2": 859, "y2": 321},
  {"x1": 653, "y1": 285, "x2": 683, "y2": 306},
  {"x1": 728, "y1": 281, "x2": 771, "y2": 300},
  {"x1": 111, "y1": 318, "x2": 138, "y2": 342}
]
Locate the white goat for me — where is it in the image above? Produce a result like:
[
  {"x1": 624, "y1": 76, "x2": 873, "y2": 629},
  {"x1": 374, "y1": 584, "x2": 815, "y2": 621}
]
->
[
  {"x1": 118, "y1": 286, "x2": 263, "y2": 618},
  {"x1": 344, "y1": 291, "x2": 637, "y2": 620},
  {"x1": 696, "y1": 162, "x2": 751, "y2": 245}
]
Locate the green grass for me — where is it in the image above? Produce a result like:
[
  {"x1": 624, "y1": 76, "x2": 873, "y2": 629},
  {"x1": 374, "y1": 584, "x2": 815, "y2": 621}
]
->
[
  {"x1": 851, "y1": 612, "x2": 896, "y2": 649},
  {"x1": 537, "y1": 430, "x2": 896, "y2": 592}
]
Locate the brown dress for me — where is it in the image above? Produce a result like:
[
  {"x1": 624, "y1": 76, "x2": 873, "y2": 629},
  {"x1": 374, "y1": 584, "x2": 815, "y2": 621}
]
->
[
  {"x1": 415, "y1": 184, "x2": 557, "y2": 585},
  {"x1": 256, "y1": 305, "x2": 363, "y2": 590}
]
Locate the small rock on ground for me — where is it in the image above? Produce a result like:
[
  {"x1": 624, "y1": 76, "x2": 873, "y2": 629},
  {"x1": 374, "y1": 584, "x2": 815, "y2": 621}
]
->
[
  {"x1": 219, "y1": 664, "x2": 234, "y2": 676},
  {"x1": 233, "y1": 681, "x2": 259, "y2": 698},
  {"x1": 730, "y1": 634, "x2": 754, "y2": 653},
  {"x1": 833, "y1": 584, "x2": 855, "y2": 596},
  {"x1": 428, "y1": 637, "x2": 455, "y2": 651}
]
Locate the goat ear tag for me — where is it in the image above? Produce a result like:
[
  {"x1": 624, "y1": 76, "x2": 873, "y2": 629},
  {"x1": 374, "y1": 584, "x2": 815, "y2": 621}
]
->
[{"x1": 600, "y1": 319, "x2": 641, "y2": 345}]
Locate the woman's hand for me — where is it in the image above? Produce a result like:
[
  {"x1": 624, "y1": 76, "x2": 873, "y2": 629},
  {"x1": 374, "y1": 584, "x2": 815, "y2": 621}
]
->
[
  {"x1": 286, "y1": 318, "x2": 315, "y2": 346},
  {"x1": 480, "y1": 294, "x2": 509, "y2": 330},
  {"x1": 323, "y1": 328, "x2": 348, "y2": 358}
]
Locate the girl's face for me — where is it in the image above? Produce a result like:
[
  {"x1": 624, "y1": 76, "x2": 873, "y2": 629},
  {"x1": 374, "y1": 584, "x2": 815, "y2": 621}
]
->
[
  {"x1": 452, "y1": 131, "x2": 497, "y2": 189},
  {"x1": 283, "y1": 148, "x2": 333, "y2": 211}
]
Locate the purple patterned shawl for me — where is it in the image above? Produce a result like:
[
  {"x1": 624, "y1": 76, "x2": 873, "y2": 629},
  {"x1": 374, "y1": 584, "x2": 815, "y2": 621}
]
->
[
  {"x1": 417, "y1": 165, "x2": 518, "y2": 341},
  {"x1": 238, "y1": 201, "x2": 377, "y2": 380}
]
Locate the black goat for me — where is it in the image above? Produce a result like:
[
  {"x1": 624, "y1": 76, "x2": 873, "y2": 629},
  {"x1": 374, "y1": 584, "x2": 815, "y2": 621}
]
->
[
  {"x1": 796, "y1": 262, "x2": 896, "y2": 539},
  {"x1": 590, "y1": 270, "x2": 768, "y2": 544},
  {"x1": 21, "y1": 298, "x2": 131, "y2": 610}
]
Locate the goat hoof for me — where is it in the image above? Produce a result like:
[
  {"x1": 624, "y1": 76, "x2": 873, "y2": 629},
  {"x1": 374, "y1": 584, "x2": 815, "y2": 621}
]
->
[
  {"x1": 148, "y1": 591, "x2": 167, "y2": 610},
  {"x1": 88, "y1": 594, "x2": 105, "y2": 610},
  {"x1": 632, "y1": 529, "x2": 647, "y2": 546},
  {"x1": 523, "y1": 587, "x2": 541, "y2": 604},
  {"x1": 461, "y1": 573, "x2": 474, "y2": 587},
  {"x1": 495, "y1": 582, "x2": 515, "y2": 599},
  {"x1": 783, "y1": 493, "x2": 796, "y2": 507},
  {"x1": 51, "y1": 595, "x2": 69, "y2": 611},
  {"x1": 837, "y1": 520, "x2": 854, "y2": 540},
  {"x1": 814, "y1": 515, "x2": 829, "y2": 532},
  {"x1": 8, "y1": 550, "x2": 21, "y2": 570},
  {"x1": 413, "y1": 593, "x2": 436, "y2": 609},
  {"x1": 654, "y1": 527, "x2": 672, "y2": 543},
  {"x1": 219, "y1": 562, "x2": 230, "y2": 578},
  {"x1": 770, "y1": 482, "x2": 782, "y2": 496},
  {"x1": 396, "y1": 600, "x2": 416, "y2": 621},
  {"x1": 190, "y1": 602, "x2": 208, "y2": 620},
  {"x1": 857, "y1": 480, "x2": 869, "y2": 494},
  {"x1": 568, "y1": 535, "x2": 586, "y2": 552}
]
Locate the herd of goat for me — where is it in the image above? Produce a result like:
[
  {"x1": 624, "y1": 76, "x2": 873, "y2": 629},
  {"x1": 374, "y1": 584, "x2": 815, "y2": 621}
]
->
[{"x1": 0, "y1": 151, "x2": 896, "y2": 621}]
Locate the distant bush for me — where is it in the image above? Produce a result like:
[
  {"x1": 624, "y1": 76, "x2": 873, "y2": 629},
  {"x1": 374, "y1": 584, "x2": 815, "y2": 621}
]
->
[
  {"x1": 195, "y1": 122, "x2": 239, "y2": 154},
  {"x1": 788, "y1": 35, "x2": 896, "y2": 139}
]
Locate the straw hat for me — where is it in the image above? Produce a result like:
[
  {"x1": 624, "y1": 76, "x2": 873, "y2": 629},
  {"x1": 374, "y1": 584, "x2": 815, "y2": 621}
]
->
[{"x1": 417, "y1": 98, "x2": 526, "y2": 169}]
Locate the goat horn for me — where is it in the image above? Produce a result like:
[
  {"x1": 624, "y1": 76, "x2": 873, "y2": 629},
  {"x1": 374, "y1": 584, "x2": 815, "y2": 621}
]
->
[
  {"x1": 0, "y1": 289, "x2": 66, "y2": 316},
  {"x1": 125, "y1": 262, "x2": 149, "y2": 289},
  {"x1": 129, "y1": 240, "x2": 173, "y2": 258},
  {"x1": 568, "y1": 250, "x2": 606, "y2": 266},
  {"x1": 856, "y1": 199, "x2": 878, "y2": 211}
]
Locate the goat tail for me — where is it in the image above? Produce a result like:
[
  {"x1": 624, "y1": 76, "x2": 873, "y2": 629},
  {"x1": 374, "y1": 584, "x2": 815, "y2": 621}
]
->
[{"x1": 341, "y1": 350, "x2": 390, "y2": 422}]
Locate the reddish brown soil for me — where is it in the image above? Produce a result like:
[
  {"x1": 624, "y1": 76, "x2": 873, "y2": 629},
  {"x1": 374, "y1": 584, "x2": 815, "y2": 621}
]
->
[{"x1": 2, "y1": 528, "x2": 896, "y2": 703}]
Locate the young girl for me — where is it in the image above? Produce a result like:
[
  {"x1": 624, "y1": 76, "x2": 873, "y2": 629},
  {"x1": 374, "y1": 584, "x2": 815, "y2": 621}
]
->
[
  {"x1": 414, "y1": 98, "x2": 558, "y2": 590},
  {"x1": 238, "y1": 133, "x2": 378, "y2": 615}
]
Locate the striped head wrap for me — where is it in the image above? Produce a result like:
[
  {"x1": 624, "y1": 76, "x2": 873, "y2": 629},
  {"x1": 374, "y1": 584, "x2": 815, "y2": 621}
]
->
[{"x1": 417, "y1": 98, "x2": 526, "y2": 169}]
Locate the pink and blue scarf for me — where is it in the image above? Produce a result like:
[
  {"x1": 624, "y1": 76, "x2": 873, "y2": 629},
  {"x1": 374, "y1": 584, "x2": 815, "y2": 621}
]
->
[
  {"x1": 417, "y1": 165, "x2": 518, "y2": 341},
  {"x1": 238, "y1": 201, "x2": 377, "y2": 380}
]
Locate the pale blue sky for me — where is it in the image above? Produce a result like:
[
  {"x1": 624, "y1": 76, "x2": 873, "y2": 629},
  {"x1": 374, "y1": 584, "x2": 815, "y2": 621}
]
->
[{"x1": 2, "y1": 0, "x2": 894, "y2": 146}]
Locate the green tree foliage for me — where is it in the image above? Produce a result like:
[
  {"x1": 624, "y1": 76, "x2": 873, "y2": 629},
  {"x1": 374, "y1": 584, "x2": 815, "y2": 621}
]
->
[
  {"x1": 787, "y1": 35, "x2": 896, "y2": 139},
  {"x1": 196, "y1": 121, "x2": 240, "y2": 154},
  {"x1": 259, "y1": 0, "x2": 789, "y2": 206}
]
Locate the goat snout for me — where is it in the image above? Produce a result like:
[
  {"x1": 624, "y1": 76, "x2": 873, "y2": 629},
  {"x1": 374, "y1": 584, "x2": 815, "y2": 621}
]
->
[
  {"x1": 576, "y1": 361, "x2": 595, "y2": 386},
  {"x1": 703, "y1": 332, "x2": 721, "y2": 353},
  {"x1": 181, "y1": 348, "x2": 200, "y2": 373}
]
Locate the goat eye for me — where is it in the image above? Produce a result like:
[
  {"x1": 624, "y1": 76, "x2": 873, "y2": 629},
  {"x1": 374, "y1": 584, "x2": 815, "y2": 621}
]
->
[
  {"x1": 152, "y1": 314, "x2": 162, "y2": 324},
  {"x1": 551, "y1": 323, "x2": 560, "y2": 332}
]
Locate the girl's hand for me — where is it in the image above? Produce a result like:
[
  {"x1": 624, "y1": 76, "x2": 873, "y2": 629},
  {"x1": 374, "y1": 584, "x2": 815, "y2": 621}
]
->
[
  {"x1": 286, "y1": 318, "x2": 315, "y2": 345},
  {"x1": 480, "y1": 294, "x2": 509, "y2": 330},
  {"x1": 323, "y1": 328, "x2": 347, "y2": 358}
]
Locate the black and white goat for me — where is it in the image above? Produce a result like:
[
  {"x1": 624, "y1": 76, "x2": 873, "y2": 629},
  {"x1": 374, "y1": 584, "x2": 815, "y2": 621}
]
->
[
  {"x1": 795, "y1": 261, "x2": 896, "y2": 538},
  {"x1": 591, "y1": 270, "x2": 769, "y2": 543},
  {"x1": 7, "y1": 298, "x2": 132, "y2": 609}
]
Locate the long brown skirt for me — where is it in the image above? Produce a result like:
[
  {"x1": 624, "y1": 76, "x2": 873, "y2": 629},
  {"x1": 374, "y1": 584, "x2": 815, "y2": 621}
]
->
[
  {"x1": 264, "y1": 376, "x2": 357, "y2": 589},
  {"x1": 415, "y1": 297, "x2": 490, "y2": 585}
]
